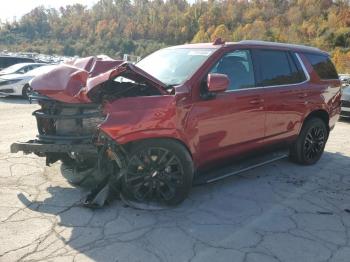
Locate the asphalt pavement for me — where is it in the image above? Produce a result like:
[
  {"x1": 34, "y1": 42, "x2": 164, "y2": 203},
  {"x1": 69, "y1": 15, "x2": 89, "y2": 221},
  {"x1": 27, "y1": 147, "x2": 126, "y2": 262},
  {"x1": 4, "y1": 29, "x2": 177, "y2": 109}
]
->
[{"x1": 1, "y1": 97, "x2": 350, "y2": 262}]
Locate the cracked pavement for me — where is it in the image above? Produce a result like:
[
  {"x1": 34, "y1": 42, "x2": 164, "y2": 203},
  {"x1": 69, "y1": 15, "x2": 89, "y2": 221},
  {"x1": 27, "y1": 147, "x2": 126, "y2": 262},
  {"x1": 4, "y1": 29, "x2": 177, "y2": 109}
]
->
[{"x1": 0, "y1": 97, "x2": 350, "y2": 262}]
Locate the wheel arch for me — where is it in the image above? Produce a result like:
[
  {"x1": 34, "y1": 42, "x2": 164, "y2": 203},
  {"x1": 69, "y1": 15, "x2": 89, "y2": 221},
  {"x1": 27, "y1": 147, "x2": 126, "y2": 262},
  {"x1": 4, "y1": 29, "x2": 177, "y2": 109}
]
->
[
  {"x1": 303, "y1": 109, "x2": 330, "y2": 134},
  {"x1": 21, "y1": 83, "x2": 31, "y2": 98},
  {"x1": 107, "y1": 129, "x2": 194, "y2": 160},
  {"x1": 124, "y1": 137, "x2": 193, "y2": 159}
]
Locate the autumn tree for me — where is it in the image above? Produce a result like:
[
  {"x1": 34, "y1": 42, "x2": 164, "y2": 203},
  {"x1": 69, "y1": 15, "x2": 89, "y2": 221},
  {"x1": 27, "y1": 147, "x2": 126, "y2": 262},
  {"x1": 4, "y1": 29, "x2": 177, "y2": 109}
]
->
[{"x1": 0, "y1": 0, "x2": 349, "y2": 71}]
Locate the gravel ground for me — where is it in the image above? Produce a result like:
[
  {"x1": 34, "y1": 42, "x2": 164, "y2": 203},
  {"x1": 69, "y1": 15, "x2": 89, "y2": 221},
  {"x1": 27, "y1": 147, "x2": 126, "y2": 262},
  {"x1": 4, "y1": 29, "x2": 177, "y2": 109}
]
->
[{"x1": 0, "y1": 97, "x2": 350, "y2": 262}]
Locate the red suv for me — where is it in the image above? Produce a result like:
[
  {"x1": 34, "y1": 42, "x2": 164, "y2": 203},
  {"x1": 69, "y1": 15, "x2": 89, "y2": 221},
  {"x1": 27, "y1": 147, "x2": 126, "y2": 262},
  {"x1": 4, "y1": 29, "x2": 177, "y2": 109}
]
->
[{"x1": 11, "y1": 40, "x2": 341, "y2": 207}]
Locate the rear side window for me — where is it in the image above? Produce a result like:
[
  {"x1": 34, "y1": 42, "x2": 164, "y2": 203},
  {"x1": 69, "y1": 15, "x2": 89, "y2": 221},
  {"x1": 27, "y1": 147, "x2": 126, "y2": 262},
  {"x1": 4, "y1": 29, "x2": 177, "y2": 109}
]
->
[
  {"x1": 254, "y1": 49, "x2": 306, "y2": 86},
  {"x1": 303, "y1": 53, "x2": 338, "y2": 80}
]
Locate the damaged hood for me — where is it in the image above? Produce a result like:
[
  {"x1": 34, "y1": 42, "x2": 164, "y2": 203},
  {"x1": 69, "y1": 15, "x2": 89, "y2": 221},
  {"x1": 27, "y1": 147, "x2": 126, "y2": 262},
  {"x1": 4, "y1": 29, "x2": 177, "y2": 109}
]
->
[{"x1": 30, "y1": 56, "x2": 168, "y2": 103}]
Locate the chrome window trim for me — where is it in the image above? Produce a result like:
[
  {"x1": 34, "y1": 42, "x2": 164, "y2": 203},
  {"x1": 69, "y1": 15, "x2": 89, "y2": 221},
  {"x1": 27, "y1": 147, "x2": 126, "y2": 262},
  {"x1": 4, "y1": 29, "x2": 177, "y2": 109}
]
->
[
  {"x1": 224, "y1": 52, "x2": 311, "y2": 93},
  {"x1": 295, "y1": 53, "x2": 311, "y2": 82}
]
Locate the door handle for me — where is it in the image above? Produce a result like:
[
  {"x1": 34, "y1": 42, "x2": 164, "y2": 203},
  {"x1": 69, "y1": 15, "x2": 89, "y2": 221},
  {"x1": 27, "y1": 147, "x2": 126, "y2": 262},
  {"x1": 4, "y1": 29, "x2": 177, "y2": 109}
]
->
[
  {"x1": 298, "y1": 93, "x2": 308, "y2": 98},
  {"x1": 250, "y1": 98, "x2": 264, "y2": 104}
]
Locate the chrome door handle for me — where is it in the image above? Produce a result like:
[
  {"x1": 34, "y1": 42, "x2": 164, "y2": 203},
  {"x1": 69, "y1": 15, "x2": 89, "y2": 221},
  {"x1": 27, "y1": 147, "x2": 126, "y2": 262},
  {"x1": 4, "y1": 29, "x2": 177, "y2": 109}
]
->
[
  {"x1": 298, "y1": 93, "x2": 308, "y2": 98},
  {"x1": 250, "y1": 98, "x2": 264, "y2": 104}
]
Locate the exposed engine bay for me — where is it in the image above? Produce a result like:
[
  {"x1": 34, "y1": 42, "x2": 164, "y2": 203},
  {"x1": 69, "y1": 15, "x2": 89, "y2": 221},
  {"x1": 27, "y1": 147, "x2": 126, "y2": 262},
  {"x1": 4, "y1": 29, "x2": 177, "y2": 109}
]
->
[{"x1": 87, "y1": 79, "x2": 161, "y2": 103}]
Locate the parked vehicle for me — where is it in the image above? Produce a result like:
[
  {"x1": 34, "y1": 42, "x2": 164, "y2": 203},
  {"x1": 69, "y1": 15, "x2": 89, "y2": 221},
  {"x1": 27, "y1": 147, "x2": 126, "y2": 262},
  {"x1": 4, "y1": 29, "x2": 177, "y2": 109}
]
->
[
  {"x1": 0, "y1": 63, "x2": 46, "y2": 76},
  {"x1": 11, "y1": 40, "x2": 341, "y2": 207},
  {"x1": 0, "y1": 56, "x2": 36, "y2": 70},
  {"x1": 339, "y1": 74, "x2": 350, "y2": 118},
  {"x1": 341, "y1": 85, "x2": 350, "y2": 118},
  {"x1": 339, "y1": 74, "x2": 350, "y2": 87},
  {"x1": 0, "y1": 65, "x2": 56, "y2": 98}
]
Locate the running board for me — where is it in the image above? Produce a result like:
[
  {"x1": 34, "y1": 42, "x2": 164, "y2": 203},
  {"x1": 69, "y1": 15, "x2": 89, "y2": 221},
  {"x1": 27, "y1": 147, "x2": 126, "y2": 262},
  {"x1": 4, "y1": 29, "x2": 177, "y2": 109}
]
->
[{"x1": 193, "y1": 150, "x2": 289, "y2": 185}]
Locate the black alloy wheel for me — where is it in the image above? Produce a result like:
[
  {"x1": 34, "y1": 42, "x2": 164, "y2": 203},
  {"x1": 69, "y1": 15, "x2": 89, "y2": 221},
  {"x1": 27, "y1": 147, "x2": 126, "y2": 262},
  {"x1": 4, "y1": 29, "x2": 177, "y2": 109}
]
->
[
  {"x1": 290, "y1": 117, "x2": 328, "y2": 165},
  {"x1": 122, "y1": 139, "x2": 193, "y2": 205},
  {"x1": 303, "y1": 126, "x2": 326, "y2": 161}
]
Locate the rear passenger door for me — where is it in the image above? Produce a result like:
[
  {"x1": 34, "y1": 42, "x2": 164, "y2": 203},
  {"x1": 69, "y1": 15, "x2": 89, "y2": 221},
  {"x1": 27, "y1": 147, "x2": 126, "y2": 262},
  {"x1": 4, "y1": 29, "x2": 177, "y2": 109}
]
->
[{"x1": 252, "y1": 49, "x2": 309, "y2": 139}]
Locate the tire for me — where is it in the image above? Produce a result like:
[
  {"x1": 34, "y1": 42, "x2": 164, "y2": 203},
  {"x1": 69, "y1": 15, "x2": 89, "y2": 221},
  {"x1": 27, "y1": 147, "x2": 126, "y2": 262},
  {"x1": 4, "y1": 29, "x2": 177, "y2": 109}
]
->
[
  {"x1": 289, "y1": 118, "x2": 328, "y2": 165},
  {"x1": 22, "y1": 84, "x2": 31, "y2": 99},
  {"x1": 60, "y1": 153, "x2": 96, "y2": 170},
  {"x1": 122, "y1": 139, "x2": 194, "y2": 206}
]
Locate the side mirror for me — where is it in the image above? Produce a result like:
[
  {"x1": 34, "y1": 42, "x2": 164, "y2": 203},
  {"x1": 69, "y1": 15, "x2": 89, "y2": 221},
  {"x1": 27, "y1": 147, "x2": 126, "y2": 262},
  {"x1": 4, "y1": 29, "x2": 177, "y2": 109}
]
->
[{"x1": 207, "y1": 73, "x2": 229, "y2": 93}]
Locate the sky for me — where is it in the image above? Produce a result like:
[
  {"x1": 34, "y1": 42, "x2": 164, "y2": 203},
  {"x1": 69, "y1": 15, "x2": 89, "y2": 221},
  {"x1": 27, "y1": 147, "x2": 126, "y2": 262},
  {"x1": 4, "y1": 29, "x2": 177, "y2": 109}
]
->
[{"x1": 0, "y1": 0, "x2": 97, "y2": 22}]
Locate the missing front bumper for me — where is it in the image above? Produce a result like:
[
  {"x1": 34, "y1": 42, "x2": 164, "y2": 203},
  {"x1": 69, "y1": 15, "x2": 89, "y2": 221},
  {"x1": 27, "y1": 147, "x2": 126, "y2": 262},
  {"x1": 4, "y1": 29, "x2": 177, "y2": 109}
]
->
[{"x1": 10, "y1": 140, "x2": 97, "y2": 155}]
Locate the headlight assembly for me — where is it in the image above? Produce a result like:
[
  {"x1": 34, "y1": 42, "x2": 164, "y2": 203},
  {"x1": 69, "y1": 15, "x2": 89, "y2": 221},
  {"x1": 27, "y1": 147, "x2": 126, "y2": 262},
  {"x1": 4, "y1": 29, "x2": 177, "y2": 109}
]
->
[{"x1": 0, "y1": 79, "x2": 23, "y2": 86}]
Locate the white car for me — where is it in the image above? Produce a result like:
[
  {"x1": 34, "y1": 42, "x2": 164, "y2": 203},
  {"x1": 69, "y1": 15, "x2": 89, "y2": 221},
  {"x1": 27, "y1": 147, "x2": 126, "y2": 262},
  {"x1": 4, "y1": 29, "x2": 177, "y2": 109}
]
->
[
  {"x1": 0, "y1": 63, "x2": 46, "y2": 76},
  {"x1": 339, "y1": 74, "x2": 350, "y2": 87},
  {"x1": 339, "y1": 74, "x2": 350, "y2": 118},
  {"x1": 341, "y1": 86, "x2": 350, "y2": 118},
  {"x1": 0, "y1": 65, "x2": 56, "y2": 98}
]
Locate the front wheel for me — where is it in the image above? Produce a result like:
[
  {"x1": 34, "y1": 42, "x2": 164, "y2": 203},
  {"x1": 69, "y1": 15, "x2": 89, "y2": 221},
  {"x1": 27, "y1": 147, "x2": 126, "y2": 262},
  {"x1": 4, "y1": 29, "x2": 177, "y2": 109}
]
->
[
  {"x1": 122, "y1": 139, "x2": 194, "y2": 206},
  {"x1": 290, "y1": 118, "x2": 328, "y2": 165},
  {"x1": 22, "y1": 84, "x2": 31, "y2": 99}
]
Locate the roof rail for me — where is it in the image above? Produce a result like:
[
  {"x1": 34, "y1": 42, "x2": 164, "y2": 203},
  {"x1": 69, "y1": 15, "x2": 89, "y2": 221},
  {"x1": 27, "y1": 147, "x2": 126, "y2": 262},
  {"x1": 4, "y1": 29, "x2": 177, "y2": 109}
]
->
[
  {"x1": 213, "y1": 38, "x2": 225, "y2": 45},
  {"x1": 238, "y1": 40, "x2": 323, "y2": 53}
]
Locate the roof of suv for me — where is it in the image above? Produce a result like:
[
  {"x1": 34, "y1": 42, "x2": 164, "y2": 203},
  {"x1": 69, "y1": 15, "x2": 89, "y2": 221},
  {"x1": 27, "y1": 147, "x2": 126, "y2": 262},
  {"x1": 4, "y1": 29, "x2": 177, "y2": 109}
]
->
[{"x1": 170, "y1": 40, "x2": 328, "y2": 55}]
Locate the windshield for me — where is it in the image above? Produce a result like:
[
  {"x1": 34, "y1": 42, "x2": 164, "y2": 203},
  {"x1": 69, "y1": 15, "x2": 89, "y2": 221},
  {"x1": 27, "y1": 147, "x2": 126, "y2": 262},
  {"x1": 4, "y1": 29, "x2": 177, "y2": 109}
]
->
[
  {"x1": 136, "y1": 48, "x2": 215, "y2": 86},
  {"x1": 0, "y1": 63, "x2": 27, "y2": 74}
]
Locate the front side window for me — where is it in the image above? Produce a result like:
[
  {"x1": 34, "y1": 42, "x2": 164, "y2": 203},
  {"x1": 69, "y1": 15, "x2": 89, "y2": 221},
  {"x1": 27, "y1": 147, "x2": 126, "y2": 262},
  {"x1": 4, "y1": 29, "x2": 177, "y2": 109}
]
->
[
  {"x1": 210, "y1": 50, "x2": 255, "y2": 90},
  {"x1": 0, "y1": 63, "x2": 25, "y2": 74},
  {"x1": 303, "y1": 53, "x2": 338, "y2": 80},
  {"x1": 136, "y1": 48, "x2": 215, "y2": 86},
  {"x1": 27, "y1": 65, "x2": 36, "y2": 72},
  {"x1": 18, "y1": 66, "x2": 29, "y2": 74},
  {"x1": 254, "y1": 50, "x2": 304, "y2": 86}
]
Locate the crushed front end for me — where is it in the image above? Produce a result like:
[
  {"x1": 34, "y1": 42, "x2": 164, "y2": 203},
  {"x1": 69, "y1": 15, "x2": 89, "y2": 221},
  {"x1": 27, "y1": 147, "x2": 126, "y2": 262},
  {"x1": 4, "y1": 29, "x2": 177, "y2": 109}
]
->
[
  {"x1": 10, "y1": 93, "x2": 125, "y2": 207},
  {"x1": 11, "y1": 93, "x2": 104, "y2": 166},
  {"x1": 10, "y1": 56, "x2": 169, "y2": 207}
]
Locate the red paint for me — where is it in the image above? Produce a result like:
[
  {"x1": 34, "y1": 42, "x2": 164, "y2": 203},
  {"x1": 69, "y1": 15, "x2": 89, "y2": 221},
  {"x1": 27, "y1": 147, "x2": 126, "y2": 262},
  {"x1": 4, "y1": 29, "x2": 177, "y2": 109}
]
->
[{"x1": 31, "y1": 43, "x2": 341, "y2": 170}]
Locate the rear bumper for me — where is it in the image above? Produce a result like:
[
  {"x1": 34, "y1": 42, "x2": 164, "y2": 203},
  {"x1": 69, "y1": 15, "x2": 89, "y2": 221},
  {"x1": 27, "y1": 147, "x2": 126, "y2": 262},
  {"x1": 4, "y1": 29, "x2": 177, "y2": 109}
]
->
[{"x1": 11, "y1": 140, "x2": 97, "y2": 155}]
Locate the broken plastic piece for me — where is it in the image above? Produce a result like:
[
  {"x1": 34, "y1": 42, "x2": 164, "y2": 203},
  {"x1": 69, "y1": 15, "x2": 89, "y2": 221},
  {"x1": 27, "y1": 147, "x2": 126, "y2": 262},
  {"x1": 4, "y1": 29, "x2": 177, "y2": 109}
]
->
[{"x1": 83, "y1": 179, "x2": 111, "y2": 208}]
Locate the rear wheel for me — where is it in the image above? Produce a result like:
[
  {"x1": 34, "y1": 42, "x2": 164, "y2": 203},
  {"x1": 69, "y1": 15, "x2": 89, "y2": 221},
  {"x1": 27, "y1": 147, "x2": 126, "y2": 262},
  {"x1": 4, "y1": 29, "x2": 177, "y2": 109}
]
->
[
  {"x1": 122, "y1": 139, "x2": 194, "y2": 206},
  {"x1": 290, "y1": 118, "x2": 328, "y2": 165}
]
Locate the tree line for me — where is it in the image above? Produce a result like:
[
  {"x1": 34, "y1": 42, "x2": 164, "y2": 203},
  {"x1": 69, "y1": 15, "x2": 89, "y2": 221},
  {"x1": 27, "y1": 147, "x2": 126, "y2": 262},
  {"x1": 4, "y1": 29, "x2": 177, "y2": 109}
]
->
[{"x1": 0, "y1": 0, "x2": 349, "y2": 72}]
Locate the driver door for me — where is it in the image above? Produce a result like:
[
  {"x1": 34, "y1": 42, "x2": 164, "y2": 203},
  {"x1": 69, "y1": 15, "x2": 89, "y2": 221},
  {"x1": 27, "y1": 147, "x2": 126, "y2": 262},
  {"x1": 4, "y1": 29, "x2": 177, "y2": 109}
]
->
[{"x1": 187, "y1": 49, "x2": 266, "y2": 168}]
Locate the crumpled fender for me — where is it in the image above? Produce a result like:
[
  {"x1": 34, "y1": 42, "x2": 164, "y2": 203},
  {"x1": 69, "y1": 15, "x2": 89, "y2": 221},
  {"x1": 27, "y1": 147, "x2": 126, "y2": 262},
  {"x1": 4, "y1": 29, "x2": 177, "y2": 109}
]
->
[{"x1": 99, "y1": 95, "x2": 189, "y2": 147}]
